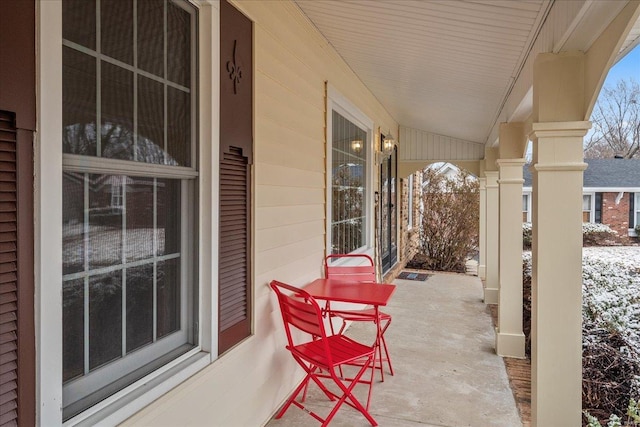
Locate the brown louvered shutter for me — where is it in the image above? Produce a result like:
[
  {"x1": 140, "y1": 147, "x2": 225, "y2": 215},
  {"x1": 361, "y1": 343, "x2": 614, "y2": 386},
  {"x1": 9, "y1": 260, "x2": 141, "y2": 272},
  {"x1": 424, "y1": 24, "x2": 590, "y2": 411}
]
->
[
  {"x1": 218, "y1": 148, "x2": 251, "y2": 354},
  {"x1": 0, "y1": 110, "x2": 19, "y2": 426},
  {"x1": 0, "y1": 2, "x2": 36, "y2": 424},
  {"x1": 219, "y1": 0, "x2": 252, "y2": 355}
]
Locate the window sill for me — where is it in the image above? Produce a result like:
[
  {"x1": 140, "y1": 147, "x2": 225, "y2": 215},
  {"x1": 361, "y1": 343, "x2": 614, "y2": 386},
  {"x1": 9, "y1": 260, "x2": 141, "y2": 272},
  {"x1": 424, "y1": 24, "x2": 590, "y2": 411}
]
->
[{"x1": 64, "y1": 350, "x2": 210, "y2": 427}]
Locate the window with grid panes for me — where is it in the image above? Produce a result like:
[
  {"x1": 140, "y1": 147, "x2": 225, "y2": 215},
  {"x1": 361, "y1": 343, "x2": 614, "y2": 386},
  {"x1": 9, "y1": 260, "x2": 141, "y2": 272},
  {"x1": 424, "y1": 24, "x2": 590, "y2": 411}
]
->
[
  {"x1": 330, "y1": 111, "x2": 367, "y2": 254},
  {"x1": 61, "y1": 0, "x2": 198, "y2": 419}
]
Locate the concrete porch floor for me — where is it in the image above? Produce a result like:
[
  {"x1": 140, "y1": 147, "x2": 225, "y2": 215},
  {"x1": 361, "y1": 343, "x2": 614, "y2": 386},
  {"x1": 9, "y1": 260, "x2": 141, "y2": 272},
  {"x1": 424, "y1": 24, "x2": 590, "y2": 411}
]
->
[{"x1": 266, "y1": 272, "x2": 522, "y2": 427}]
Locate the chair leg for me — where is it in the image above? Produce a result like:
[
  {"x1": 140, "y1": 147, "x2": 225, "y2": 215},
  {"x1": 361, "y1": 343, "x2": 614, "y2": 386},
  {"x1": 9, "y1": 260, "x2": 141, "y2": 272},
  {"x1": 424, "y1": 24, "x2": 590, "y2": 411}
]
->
[
  {"x1": 325, "y1": 357, "x2": 378, "y2": 427},
  {"x1": 334, "y1": 319, "x2": 349, "y2": 378},
  {"x1": 379, "y1": 319, "x2": 393, "y2": 376},
  {"x1": 277, "y1": 359, "x2": 337, "y2": 420},
  {"x1": 338, "y1": 317, "x2": 394, "y2": 381},
  {"x1": 380, "y1": 334, "x2": 393, "y2": 376},
  {"x1": 275, "y1": 372, "x2": 312, "y2": 419},
  {"x1": 281, "y1": 357, "x2": 377, "y2": 426},
  {"x1": 365, "y1": 349, "x2": 376, "y2": 411},
  {"x1": 376, "y1": 335, "x2": 384, "y2": 382}
]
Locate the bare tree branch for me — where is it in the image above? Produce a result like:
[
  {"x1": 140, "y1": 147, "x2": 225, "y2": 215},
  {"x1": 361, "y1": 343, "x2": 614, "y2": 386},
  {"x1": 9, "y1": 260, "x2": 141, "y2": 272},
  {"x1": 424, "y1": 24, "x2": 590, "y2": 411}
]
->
[{"x1": 585, "y1": 78, "x2": 640, "y2": 159}]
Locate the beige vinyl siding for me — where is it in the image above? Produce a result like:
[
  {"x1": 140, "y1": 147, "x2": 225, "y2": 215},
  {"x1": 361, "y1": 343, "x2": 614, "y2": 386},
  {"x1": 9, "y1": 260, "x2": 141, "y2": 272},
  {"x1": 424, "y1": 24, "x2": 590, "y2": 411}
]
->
[{"x1": 121, "y1": 0, "x2": 396, "y2": 426}]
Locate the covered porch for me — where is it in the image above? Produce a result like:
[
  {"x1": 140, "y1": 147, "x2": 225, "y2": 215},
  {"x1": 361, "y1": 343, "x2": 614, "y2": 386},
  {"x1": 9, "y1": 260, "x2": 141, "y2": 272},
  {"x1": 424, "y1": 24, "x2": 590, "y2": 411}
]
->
[
  {"x1": 12, "y1": 0, "x2": 639, "y2": 425},
  {"x1": 267, "y1": 271, "x2": 524, "y2": 427}
]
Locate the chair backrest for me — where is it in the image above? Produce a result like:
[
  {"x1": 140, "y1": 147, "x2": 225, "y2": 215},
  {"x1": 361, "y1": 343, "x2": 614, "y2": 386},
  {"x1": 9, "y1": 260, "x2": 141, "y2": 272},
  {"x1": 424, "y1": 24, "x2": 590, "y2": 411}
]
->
[
  {"x1": 270, "y1": 280, "x2": 328, "y2": 347},
  {"x1": 324, "y1": 254, "x2": 376, "y2": 283}
]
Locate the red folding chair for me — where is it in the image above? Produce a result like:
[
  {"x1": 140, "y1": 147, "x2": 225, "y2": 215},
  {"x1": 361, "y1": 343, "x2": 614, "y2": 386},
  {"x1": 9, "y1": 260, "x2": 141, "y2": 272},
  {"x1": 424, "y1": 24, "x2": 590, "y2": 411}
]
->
[
  {"x1": 324, "y1": 254, "x2": 394, "y2": 380},
  {"x1": 270, "y1": 280, "x2": 378, "y2": 426}
]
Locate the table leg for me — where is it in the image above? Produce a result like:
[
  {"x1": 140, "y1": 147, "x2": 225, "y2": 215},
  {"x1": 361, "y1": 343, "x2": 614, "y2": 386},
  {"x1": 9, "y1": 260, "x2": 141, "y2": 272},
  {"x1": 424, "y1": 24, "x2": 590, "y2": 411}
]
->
[{"x1": 375, "y1": 306, "x2": 385, "y2": 383}]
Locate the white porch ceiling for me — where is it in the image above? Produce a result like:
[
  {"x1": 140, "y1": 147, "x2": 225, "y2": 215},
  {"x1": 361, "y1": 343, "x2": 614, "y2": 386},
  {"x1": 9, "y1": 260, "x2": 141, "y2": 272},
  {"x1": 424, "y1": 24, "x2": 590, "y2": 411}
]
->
[{"x1": 295, "y1": 0, "x2": 640, "y2": 147}]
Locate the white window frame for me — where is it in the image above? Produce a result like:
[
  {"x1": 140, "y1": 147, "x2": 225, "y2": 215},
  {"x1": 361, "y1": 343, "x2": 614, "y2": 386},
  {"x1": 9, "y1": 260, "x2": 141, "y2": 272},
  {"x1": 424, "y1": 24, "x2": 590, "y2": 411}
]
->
[
  {"x1": 326, "y1": 85, "x2": 374, "y2": 257},
  {"x1": 633, "y1": 193, "x2": 640, "y2": 236},
  {"x1": 583, "y1": 192, "x2": 595, "y2": 223},
  {"x1": 522, "y1": 191, "x2": 531, "y2": 223},
  {"x1": 110, "y1": 182, "x2": 124, "y2": 208},
  {"x1": 37, "y1": 1, "x2": 218, "y2": 425}
]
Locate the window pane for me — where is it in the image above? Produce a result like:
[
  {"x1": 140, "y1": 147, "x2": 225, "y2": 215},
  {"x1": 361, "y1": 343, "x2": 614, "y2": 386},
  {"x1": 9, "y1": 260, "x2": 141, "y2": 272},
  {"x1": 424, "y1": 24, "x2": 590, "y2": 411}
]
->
[
  {"x1": 167, "y1": 2, "x2": 191, "y2": 87},
  {"x1": 88, "y1": 174, "x2": 123, "y2": 269},
  {"x1": 63, "y1": 279, "x2": 84, "y2": 383},
  {"x1": 167, "y1": 87, "x2": 190, "y2": 167},
  {"x1": 101, "y1": 62, "x2": 134, "y2": 160},
  {"x1": 63, "y1": 47, "x2": 97, "y2": 156},
  {"x1": 126, "y1": 177, "x2": 155, "y2": 261},
  {"x1": 522, "y1": 195, "x2": 528, "y2": 212},
  {"x1": 126, "y1": 264, "x2": 154, "y2": 353},
  {"x1": 63, "y1": 172, "x2": 85, "y2": 275},
  {"x1": 138, "y1": 76, "x2": 165, "y2": 164},
  {"x1": 62, "y1": 0, "x2": 197, "y2": 416},
  {"x1": 101, "y1": 0, "x2": 134, "y2": 65},
  {"x1": 331, "y1": 111, "x2": 366, "y2": 254},
  {"x1": 137, "y1": 0, "x2": 164, "y2": 77},
  {"x1": 157, "y1": 179, "x2": 181, "y2": 255},
  {"x1": 63, "y1": 0, "x2": 96, "y2": 50},
  {"x1": 157, "y1": 258, "x2": 180, "y2": 338},
  {"x1": 89, "y1": 271, "x2": 122, "y2": 370},
  {"x1": 583, "y1": 195, "x2": 591, "y2": 211}
]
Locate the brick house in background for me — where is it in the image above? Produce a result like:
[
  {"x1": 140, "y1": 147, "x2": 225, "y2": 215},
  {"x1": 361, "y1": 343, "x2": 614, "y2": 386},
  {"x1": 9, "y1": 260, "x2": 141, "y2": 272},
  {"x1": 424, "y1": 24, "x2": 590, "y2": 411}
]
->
[{"x1": 523, "y1": 158, "x2": 640, "y2": 241}]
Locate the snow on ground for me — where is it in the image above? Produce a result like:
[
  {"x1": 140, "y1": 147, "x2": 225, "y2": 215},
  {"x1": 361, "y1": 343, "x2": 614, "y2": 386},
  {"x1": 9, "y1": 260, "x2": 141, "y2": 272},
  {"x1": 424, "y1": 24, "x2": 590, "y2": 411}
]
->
[
  {"x1": 581, "y1": 247, "x2": 640, "y2": 351},
  {"x1": 524, "y1": 247, "x2": 640, "y2": 347}
]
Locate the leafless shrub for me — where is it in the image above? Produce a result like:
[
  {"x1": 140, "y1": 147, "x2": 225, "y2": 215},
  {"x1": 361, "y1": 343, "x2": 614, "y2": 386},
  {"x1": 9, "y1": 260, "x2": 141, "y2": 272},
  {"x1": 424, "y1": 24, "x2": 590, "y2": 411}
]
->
[
  {"x1": 582, "y1": 324, "x2": 640, "y2": 425},
  {"x1": 416, "y1": 167, "x2": 479, "y2": 272}
]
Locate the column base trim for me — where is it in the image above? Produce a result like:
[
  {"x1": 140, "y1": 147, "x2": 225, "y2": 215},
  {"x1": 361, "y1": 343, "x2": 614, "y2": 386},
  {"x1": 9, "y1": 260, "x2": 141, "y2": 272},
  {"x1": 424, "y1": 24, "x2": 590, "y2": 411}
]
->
[
  {"x1": 484, "y1": 287, "x2": 498, "y2": 304},
  {"x1": 495, "y1": 331, "x2": 526, "y2": 359},
  {"x1": 478, "y1": 265, "x2": 486, "y2": 279}
]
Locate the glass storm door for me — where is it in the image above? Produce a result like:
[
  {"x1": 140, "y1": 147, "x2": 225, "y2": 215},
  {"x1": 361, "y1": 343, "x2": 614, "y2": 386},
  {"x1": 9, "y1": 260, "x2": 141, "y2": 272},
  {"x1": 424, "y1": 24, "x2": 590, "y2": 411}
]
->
[{"x1": 380, "y1": 144, "x2": 397, "y2": 272}]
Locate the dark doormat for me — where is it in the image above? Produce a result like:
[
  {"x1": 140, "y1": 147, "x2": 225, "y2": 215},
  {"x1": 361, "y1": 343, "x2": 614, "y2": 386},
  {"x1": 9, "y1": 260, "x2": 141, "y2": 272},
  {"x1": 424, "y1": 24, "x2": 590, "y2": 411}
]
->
[{"x1": 397, "y1": 271, "x2": 431, "y2": 281}]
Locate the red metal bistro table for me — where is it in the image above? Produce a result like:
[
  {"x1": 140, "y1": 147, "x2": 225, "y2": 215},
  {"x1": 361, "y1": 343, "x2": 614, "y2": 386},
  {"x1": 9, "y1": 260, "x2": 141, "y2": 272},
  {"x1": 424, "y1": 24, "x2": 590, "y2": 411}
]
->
[
  {"x1": 303, "y1": 278, "x2": 396, "y2": 308},
  {"x1": 303, "y1": 278, "x2": 396, "y2": 394}
]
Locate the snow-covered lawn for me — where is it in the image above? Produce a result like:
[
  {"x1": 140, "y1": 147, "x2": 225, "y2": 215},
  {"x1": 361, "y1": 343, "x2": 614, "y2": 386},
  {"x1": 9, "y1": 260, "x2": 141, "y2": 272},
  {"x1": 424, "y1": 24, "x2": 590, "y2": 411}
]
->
[{"x1": 524, "y1": 246, "x2": 640, "y2": 348}]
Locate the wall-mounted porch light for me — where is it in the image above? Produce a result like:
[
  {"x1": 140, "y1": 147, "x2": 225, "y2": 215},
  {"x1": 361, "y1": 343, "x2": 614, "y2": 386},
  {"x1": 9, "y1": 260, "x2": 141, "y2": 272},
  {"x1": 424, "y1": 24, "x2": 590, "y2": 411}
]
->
[
  {"x1": 382, "y1": 131, "x2": 396, "y2": 157},
  {"x1": 375, "y1": 129, "x2": 397, "y2": 164}
]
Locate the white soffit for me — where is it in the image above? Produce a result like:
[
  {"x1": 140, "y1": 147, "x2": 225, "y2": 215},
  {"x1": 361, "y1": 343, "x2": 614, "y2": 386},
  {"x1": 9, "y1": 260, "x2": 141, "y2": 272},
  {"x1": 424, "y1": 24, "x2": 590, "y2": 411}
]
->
[
  {"x1": 295, "y1": 0, "x2": 549, "y2": 144},
  {"x1": 618, "y1": 16, "x2": 640, "y2": 59}
]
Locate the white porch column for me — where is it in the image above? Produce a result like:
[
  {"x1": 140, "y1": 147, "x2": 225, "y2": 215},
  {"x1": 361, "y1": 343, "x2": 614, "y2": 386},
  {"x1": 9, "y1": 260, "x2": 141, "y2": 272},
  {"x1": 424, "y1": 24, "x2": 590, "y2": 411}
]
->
[
  {"x1": 530, "y1": 122, "x2": 589, "y2": 427},
  {"x1": 496, "y1": 158, "x2": 526, "y2": 358},
  {"x1": 484, "y1": 171, "x2": 499, "y2": 304},
  {"x1": 478, "y1": 177, "x2": 487, "y2": 280},
  {"x1": 529, "y1": 50, "x2": 591, "y2": 427}
]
